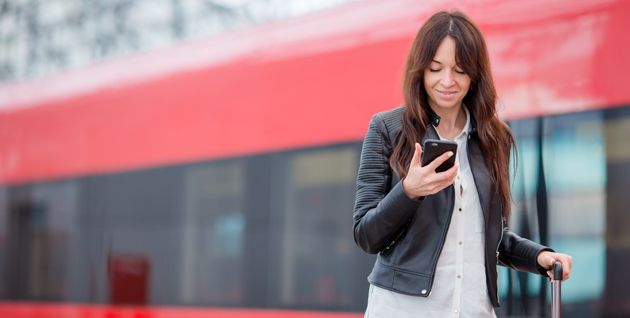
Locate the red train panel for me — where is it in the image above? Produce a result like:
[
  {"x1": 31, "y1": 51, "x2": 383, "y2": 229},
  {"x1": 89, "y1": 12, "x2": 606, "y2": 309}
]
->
[{"x1": 0, "y1": 0, "x2": 628, "y2": 185}]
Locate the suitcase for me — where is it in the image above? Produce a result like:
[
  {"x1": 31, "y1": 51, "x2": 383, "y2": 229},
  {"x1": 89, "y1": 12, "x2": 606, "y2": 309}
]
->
[{"x1": 551, "y1": 262, "x2": 563, "y2": 318}]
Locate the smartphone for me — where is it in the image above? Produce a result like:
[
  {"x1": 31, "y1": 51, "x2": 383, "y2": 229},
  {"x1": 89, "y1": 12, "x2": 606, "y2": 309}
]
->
[{"x1": 421, "y1": 139, "x2": 457, "y2": 173}]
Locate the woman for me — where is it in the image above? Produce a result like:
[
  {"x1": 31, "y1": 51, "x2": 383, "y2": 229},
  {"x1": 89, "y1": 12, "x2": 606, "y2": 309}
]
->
[{"x1": 353, "y1": 10, "x2": 572, "y2": 317}]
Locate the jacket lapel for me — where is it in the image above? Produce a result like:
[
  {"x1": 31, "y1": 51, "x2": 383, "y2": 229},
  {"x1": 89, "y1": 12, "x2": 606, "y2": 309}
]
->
[
  {"x1": 422, "y1": 125, "x2": 440, "y2": 144},
  {"x1": 467, "y1": 136, "x2": 493, "y2": 224}
]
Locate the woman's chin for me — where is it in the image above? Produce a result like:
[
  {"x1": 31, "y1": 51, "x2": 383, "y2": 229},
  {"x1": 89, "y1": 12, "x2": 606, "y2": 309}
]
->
[{"x1": 433, "y1": 101, "x2": 462, "y2": 110}]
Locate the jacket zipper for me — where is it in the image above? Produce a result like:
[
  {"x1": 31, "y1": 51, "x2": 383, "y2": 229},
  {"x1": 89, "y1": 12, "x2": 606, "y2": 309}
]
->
[
  {"x1": 426, "y1": 185, "x2": 455, "y2": 296},
  {"x1": 496, "y1": 217, "x2": 504, "y2": 261},
  {"x1": 492, "y1": 217, "x2": 505, "y2": 303}
]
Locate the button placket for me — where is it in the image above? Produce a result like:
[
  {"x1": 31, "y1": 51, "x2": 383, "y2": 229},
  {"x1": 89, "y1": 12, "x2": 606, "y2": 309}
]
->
[{"x1": 452, "y1": 176, "x2": 464, "y2": 318}]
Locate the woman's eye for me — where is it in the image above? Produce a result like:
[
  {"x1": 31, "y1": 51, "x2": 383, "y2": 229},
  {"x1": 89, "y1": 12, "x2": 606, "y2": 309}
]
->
[
  {"x1": 455, "y1": 69, "x2": 466, "y2": 74},
  {"x1": 429, "y1": 68, "x2": 441, "y2": 72}
]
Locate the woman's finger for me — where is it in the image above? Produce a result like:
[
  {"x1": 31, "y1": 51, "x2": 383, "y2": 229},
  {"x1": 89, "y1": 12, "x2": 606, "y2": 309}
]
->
[
  {"x1": 434, "y1": 162, "x2": 459, "y2": 183},
  {"x1": 427, "y1": 151, "x2": 454, "y2": 171},
  {"x1": 428, "y1": 179, "x2": 455, "y2": 194},
  {"x1": 561, "y1": 256, "x2": 572, "y2": 281}
]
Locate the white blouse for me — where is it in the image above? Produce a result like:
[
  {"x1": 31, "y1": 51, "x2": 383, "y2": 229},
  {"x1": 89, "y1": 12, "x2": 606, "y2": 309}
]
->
[{"x1": 365, "y1": 107, "x2": 496, "y2": 318}]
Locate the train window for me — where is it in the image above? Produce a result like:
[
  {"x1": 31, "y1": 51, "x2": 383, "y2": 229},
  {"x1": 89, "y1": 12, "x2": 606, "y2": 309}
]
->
[
  {"x1": 179, "y1": 161, "x2": 246, "y2": 305},
  {"x1": 0, "y1": 187, "x2": 6, "y2": 297},
  {"x1": 268, "y1": 145, "x2": 368, "y2": 310},
  {"x1": 502, "y1": 106, "x2": 630, "y2": 316},
  {"x1": 506, "y1": 113, "x2": 606, "y2": 307},
  {"x1": 544, "y1": 112, "x2": 606, "y2": 302},
  {"x1": 74, "y1": 168, "x2": 185, "y2": 304},
  {"x1": 599, "y1": 108, "x2": 630, "y2": 317},
  {"x1": 1, "y1": 181, "x2": 79, "y2": 301}
]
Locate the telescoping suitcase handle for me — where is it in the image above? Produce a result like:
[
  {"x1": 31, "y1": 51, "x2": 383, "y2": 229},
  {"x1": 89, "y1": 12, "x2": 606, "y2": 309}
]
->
[{"x1": 551, "y1": 262, "x2": 563, "y2": 318}]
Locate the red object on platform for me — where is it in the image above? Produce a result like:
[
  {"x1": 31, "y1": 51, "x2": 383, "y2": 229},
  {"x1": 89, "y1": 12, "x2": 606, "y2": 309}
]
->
[{"x1": 108, "y1": 254, "x2": 149, "y2": 305}]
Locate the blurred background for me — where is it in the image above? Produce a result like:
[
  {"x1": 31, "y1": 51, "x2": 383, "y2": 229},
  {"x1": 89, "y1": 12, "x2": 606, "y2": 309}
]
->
[{"x1": 0, "y1": 0, "x2": 629, "y2": 317}]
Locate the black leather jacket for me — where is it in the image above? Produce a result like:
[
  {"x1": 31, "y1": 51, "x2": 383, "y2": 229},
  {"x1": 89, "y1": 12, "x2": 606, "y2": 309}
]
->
[{"x1": 353, "y1": 106, "x2": 552, "y2": 307}]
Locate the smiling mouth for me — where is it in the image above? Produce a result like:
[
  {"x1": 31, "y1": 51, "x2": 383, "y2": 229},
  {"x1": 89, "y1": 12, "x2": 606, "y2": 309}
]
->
[{"x1": 437, "y1": 90, "x2": 457, "y2": 96}]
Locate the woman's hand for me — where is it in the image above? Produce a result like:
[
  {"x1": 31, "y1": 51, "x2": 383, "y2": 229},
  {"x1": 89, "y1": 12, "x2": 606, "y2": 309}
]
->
[
  {"x1": 402, "y1": 142, "x2": 459, "y2": 199},
  {"x1": 537, "y1": 251, "x2": 573, "y2": 281}
]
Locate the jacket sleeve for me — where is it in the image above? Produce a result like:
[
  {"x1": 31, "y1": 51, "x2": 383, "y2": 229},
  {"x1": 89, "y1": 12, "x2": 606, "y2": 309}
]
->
[
  {"x1": 497, "y1": 227, "x2": 554, "y2": 277},
  {"x1": 353, "y1": 113, "x2": 423, "y2": 254}
]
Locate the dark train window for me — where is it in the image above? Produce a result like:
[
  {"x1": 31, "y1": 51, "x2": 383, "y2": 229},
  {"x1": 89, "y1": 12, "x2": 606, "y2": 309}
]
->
[
  {"x1": 179, "y1": 161, "x2": 246, "y2": 305},
  {"x1": 1, "y1": 181, "x2": 80, "y2": 301},
  {"x1": 499, "y1": 106, "x2": 630, "y2": 317},
  {"x1": 267, "y1": 145, "x2": 373, "y2": 311}
]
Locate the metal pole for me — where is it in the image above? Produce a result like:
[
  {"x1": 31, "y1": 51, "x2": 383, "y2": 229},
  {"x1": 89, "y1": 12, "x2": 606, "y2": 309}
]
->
[{"x1": 551, "y1": 262, "x2": 563, "y2": 318}]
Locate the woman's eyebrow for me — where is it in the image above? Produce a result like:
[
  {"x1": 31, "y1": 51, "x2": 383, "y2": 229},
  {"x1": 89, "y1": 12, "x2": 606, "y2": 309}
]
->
[{"x1": 431, "y1": 60, "x2": 443, "y2": 64}]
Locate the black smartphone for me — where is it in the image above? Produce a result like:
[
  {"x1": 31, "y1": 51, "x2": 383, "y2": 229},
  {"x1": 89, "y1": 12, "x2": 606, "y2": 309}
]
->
[{"x1": 421, "y1": 139, "x2": 457, "y2": 173}]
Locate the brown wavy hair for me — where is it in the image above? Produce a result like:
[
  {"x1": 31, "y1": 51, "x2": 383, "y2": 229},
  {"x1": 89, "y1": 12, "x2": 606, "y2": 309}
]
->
[{"x1": 390, "y1": 10, "x2": 515, "y2": 220}]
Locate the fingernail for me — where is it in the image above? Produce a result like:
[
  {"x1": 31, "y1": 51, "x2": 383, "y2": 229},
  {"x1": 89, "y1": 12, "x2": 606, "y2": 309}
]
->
[{"x1": 447, "y1": 152, "x2": 453, "y2": 157}]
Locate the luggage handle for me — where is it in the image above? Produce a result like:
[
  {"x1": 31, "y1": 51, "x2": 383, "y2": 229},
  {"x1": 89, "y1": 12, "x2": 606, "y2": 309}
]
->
[{"x1": 551, "y1": 262, "x2": 563, "y2": 318}]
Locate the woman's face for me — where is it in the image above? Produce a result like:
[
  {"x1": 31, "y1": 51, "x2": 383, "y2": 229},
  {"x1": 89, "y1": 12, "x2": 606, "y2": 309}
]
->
[{"x1": 423, "y1": 36, "x2": 471, "y2": 112}]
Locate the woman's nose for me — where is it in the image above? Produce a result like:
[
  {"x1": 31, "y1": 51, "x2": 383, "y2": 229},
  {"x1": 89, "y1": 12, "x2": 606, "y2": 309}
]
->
[{"x1": 440, "y1": 72, "x2": 455, "y2": 87}]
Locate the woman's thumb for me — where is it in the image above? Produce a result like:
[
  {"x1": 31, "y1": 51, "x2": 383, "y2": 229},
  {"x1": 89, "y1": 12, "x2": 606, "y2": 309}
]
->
[{"x1": 410, "y1": 142, "x2": 422, "y2": 166}]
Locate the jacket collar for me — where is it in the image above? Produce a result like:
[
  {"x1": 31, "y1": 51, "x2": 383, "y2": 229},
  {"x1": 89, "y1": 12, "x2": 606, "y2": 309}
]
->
[{"x1": 426, "y1": 105, "x2": 478, "y2": 137}]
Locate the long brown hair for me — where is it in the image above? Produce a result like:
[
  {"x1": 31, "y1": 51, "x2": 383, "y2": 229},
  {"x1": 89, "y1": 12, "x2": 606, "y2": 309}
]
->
[{"x1": 390, "y1": 10, "x2": 515, "y2": 220}]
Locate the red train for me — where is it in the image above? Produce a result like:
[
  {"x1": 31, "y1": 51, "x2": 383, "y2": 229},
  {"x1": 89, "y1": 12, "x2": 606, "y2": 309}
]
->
[{"x1": 1, "y1": 0, "x2": 629, "y2": 317}]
